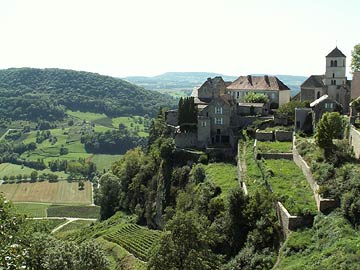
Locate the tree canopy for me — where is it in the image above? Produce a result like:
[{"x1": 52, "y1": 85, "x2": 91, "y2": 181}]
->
[
  {"x1": 315, "y1": 112, "x2": 343, "y2": 149},
  {"x1": 0, "y1": 68, "x2": 176, "y2": 121},
  {"x1": 244, "y1": 93, "x2": 269, "y2": 104},
  {"x1": 351, "y1": 43, "x2": 360, "y2": 73}
]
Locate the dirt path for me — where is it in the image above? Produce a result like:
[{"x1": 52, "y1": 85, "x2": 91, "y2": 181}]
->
[{"x1": 29, "y1": 217, "x2": 97, "y2": 233}]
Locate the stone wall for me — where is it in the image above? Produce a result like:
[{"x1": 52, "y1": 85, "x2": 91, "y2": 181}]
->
[
  {"x1": 275, "y1": 202, "x2": 313, "y2": 237},
  {"x1": 275, "y1": 131, "x2": 293, "y2": 141},
  {"x1": 175, "y1": 132, "x2": 198, "y2": 148},
  {"x1": 258, "y1": 153, "x2": 293, "y2": 160},
  {"x1": 292, "y1": 138, "x2": 338, "y2": 212},
  {"x1": 255, "y1": 129, "x2": 274, "y2": 141},
  {"x1": 349, "y1": 125, "x2": 360, "y2": 159},
  {"x1": 237, "y1": 143, "x2": 248, "y2": 195}
]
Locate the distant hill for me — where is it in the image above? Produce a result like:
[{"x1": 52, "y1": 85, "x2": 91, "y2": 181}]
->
[
  {"x1": 0, "y1": 68, "x2": 176, "y2": 121},
  {"x1": 124, "y1": 72, "x2": 307, "y2": 97}
]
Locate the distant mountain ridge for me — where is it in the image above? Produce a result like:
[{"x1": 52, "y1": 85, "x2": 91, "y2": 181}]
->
[{"x1": 124, "y1": 72, "x2": 307, "y2": 97}]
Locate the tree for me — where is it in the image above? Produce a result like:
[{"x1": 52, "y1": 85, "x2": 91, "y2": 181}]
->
[
  {"x1": 147, "y1": 211, "x2": 222, "y2": 270},
  {"x1": 277, "y1": 100, "x2": 309, "y2": 122},
  {"x1": 97, "y1": 173, "x2": 121, "y2": 220},
  {"x1": 30, "y1": 170, "x2": 38, "y2": 182},
  {"x1": 244, "y1": 93, "x2": 269, "y2": 104},
  {"x1": 177, "y1": 97, "x2": 197, "y2": 132},
  {"x1": 315, "y1": 112, "x2": 343, "y2": 149},
  {"x1": 351, "y1": 43, "x2": 360, "y2": 73}
]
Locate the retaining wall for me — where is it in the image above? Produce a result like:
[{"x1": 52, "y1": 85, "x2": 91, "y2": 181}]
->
[
  {"x1": 292, "y1": 137, "x2": 338, "y2": 212},
  {"x1": 349, "y1": 125, "x2": 360, "y2": 159},
  {"x1": 175, "y1": 132, "x2": 198, "y2": 148},
  {"x1": 275, "y1": 201, "x2": 313, "y2": 237},
  {"x1": 255, "y1": 129, "x2": 274, "y2": 141},
  {"x1": 275, "y1": 131, "x2": 293, "y2": 142}
]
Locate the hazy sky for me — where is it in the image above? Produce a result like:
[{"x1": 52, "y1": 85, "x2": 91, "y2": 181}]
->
[{"x1": 0, "y1": 0, "x2": 359, "y2": 78}]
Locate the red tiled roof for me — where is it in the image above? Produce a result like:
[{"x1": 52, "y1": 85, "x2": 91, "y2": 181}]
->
[{"x1": 227, "y1": 75, "x2": 290, "y2": 91}]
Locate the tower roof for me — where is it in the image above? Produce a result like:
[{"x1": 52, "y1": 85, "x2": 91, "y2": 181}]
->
[{"x1": 326, "y1": 47, "x2": 346, "y2": 58}]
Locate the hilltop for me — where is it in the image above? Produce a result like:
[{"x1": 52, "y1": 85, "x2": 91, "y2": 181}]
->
[
  {"x1": 0, "y1": 68, "x2": 176, "y2": 121},
  {"x1": 124, "y1": 72, "x2": 307, "y2": 97}
]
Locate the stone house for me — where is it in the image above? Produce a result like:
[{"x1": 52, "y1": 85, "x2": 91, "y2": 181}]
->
[
  {"x1": 226, "y1": 75, "x2": 291, "y2": 109},
  {"x1": 300, "y1": 47, "x2": 351, "y2": 113},
  {"x1": 310, "y1": 94, "x2": 341, "y2": 124}
]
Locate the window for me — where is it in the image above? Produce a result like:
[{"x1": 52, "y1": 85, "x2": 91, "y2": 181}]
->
[
  {"x1": 325, "y1": 103, "x2": 334, "y2": 109},
  {"x1": 201, "y1": 121, "x2": 207, "y2": 127},
  {"x1": 332, "y1": 73, "x2": 335, "y2": 78},
  {"x1": 271, "y1": 93, "x2": 275, "y2": 99},
  {"x1": 334, "y1": 60, "x2": 337, "y2": 67},
  {"x1": 215, "y1": 107, "x2": 223, "y2": 114},
  {"x1": 317, "y1": 91, "x2": 321, "y2": 99},
  {"x1": 237, "y1": 92, "x2": 240, "y2": 98},
  {"x1": 214, "y1": 117, "x2": 223, "y2": 125},
  {"x1": 331, "y1": 60, "x2": 334, "y2": 67}
]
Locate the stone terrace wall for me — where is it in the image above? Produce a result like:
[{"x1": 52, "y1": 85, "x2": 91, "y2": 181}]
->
[
  {"x1": 259, "y1": 153, "x2": 293, "y2": 160},
  {"x1": 237, "y1": 143, "x2": 248, "y2": 195},
  {"x1": 255, "y1": 129, "x2": 274, "y2": 141},
  {"x1": 275, "y1": 131, "x2": 293, "y2": 142},
  {"x1": 175, "y1": 132, "x2": 197, "y2": 148},
  {"x1": 349, "y1": 125, "x2": 360, "y2": 159},
  {"x1": 292, "y1": 137, "x2": 338, "y2": 212}
]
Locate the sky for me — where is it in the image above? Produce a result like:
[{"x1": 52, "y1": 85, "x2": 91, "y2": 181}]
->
[{"x1": 0, "y1": 0, "x2": 359, "y2": 78}]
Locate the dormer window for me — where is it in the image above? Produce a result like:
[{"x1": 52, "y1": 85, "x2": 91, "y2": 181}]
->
[{"x1": 215, "y1": 107, "x2": 223, "y2": 114}]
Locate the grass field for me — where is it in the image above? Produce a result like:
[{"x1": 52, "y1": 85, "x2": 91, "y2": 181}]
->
[
  {"x1": 14, "y1": 202, "x2": 50, "y2": 217},
  {"x1": 204, "y1": 163, "x2": 238, "y2": 197},
  {"x1": 0, "y1": 163, "x2": 69, "y2": 179},
  {"x1": 264, "y1": 159, "x2": 317, "y2": 215},
  {"x1": 257, "y1": 141, "x2": 293, "y2": 153},
  {"x1": 67, "y1": 110, "x2": 107, "y2": 121},
  {"x1": 47, "y1": 205, "x2": 100, "y2": 218},
  {"x1": 90, "y1": 154, "x2": 122, "y2": 172},
  {"x1": 0, "y1": 180, "x2": 92, "y2": 204}
]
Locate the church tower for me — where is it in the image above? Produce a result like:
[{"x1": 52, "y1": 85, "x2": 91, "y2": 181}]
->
[{"x1": 324, "y1": 47, "x2": 347, "y2": 101}]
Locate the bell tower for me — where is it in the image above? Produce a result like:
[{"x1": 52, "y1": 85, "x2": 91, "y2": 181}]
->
[{"x1": 324, "y1": 47, "x2": 347, "y2": 101}]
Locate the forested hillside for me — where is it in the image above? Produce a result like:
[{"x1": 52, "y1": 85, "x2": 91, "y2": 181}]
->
[{"x1": 0, "y1": 68, "x2": 176, "y2": 121}]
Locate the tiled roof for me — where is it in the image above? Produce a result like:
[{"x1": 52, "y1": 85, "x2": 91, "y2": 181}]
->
[
  {"x1": 227, "y1": 75, "x2": 290, "y2": 91},
  {"x1": 301, "y1": 75, "x2": 325, "y2": 88},
  {"x1": 326, "y1": 47, "x2": 346, "y2": 58}
]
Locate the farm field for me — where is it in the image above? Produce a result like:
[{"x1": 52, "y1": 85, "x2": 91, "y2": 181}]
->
[
  {"x1": 0, "y1": 180, "x2": 92, "y2": 205},
  {"x1": 47, "y1": 205, "x2": 100, "y2": 218},
  {"x1": 264, "y1": 159, "x2": 317, "y2": 215},
  {"x1": 104, "y1": 223, "x2": 162, "y2": 261},
  {"x1": 14, "y1": 202, "x2": 50, "y2": 217},
  {"x1": 204, "y1": 163, "x2": 238, "y2": 197},
  {"x1": 90, "y1": 154, "x2": 122, "y2": 172},
  {"x1": 0, "y1": 163, "x2": 69, "y2": 179}
]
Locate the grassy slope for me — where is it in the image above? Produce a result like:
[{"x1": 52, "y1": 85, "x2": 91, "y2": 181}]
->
[
  {"x1": 264, "y1": 159, "x2": 317, "y2": 215},
  {"x1": 47, "y1": 205, "x2": 100, "y2": 218},
  {"x1": 204, "y1": 163, "x2": 238, "y2": 197},
  {"x1": 275, "y1": 211, "x2": 360, "y2": 270},
  {"x1": 90, "y1": 154, "x2": 122, "y2": 172},
  {"x1": 14, "y1": 202, "x2": 51, "y2": 217}
]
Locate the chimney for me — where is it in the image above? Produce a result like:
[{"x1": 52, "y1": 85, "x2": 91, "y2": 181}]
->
[
  {"x1": 264, "y1": 75, "x2": 270, "y2": 86},
  {"x1": 247, "y1": 75, "x2": 252, "y2": 85}
]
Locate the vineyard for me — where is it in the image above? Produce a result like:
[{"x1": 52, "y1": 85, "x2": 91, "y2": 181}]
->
[{"x1": 104, "y1": 223, "x2": 162, "y2": 261}]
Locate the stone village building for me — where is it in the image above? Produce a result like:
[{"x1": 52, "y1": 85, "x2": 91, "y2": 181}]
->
[
  {"x1": 170, "y1": 75, "x2": 291, "y2": 149},
  {"x1": 300, "y1": 47, "x2": 351, "y2": 113}
]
